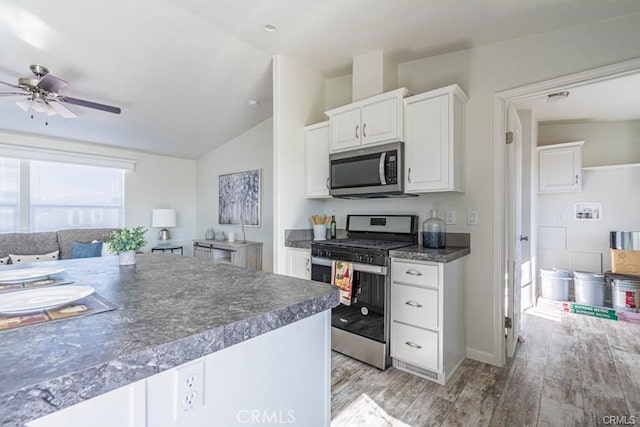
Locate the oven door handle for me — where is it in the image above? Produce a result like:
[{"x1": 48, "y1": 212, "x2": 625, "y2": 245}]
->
[{"x1": 311, "y1": 257, "x2": 387, "y2": 275}]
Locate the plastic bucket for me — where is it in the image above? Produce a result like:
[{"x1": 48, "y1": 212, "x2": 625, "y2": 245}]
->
[
  {"x1": 540, "y1": 268, "x2": 571, "y2": 301},
  {"x1": 573, "y1": 271, "x2": 605, "y2": 307},
  {"x1": 612, "y1": 278, "x2": 640, "y2": 313}
]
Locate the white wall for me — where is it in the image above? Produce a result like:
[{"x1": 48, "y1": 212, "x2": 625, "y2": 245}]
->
[
  {"x1": 538, "y1": 120, "x2": 640, "y2": 166},
  {"x1": 272, "y1": 55, "x2": 326, "y2": 273},
  {"x1": 536, "y1": 120, "x2": 640, "y2": 274},
  {"x1": 196, "y1": 118, "x2": 273, "y2": 271},
  {"x1": 0, "y1": 131, "x2": 196, "y2": 254}
]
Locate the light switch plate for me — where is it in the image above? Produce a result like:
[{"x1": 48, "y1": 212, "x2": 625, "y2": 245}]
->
[
  {"x1": 467, "y1": 210, "x2": 478, "y2": 225},
  {"x1": 445, "y1": 210, "x2": 456, "y2": 225}
]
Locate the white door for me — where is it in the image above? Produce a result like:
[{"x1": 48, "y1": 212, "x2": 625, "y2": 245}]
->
[
  {"x1": 505, "y1": 105, "x2": 523, "y2": 358},
  {"x1": 361, "y1": 96, "x2": 399, "y2": 145},
  {"x1": 330, "y1": 107, "x2": 361, "y2": 151},
  {"x1": 305, "y1": 122, "x2": 330, "y2": 198}
]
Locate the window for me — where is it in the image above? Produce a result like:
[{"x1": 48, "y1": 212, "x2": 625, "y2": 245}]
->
[
  {"x1": 0, "y1": 158, "x2": 19, "y2": 233},
  {"x1": 0, "y1": 157, "x2": 124, "y2": 233}
]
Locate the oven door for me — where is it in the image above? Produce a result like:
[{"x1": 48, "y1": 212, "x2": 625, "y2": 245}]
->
[{"x1": 311, "y1": 257, "x2": 388, "y2": 343}]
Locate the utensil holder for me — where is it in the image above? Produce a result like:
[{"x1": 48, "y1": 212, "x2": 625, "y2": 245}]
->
[{"x1": 313, "y1": 224, "x2": 327, "y2": 241}]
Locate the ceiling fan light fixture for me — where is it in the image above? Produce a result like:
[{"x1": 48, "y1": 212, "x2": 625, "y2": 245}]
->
[
  {"x1": 547, "y1": 91, "x2": 570, "y2": 106},
  {"x1": 16, "y1": 99, "x2": 32, "y2": 112},
  {"x1": 31, "y1": 98, "x2": 48, "y2": 113}
]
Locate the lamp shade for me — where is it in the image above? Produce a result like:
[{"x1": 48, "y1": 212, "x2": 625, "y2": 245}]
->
[{"x1": 152, "y1": 209, "x2": 176, "y2": 228}]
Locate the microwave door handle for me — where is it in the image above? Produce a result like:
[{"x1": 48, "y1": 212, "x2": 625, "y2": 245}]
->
[{"x1": 379, "y1": 152, "x2": 387, "y2": 185}]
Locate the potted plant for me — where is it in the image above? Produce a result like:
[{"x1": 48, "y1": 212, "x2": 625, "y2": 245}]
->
[{"x1": 107, "y1": 226, "x2": 148, "y2": 265}]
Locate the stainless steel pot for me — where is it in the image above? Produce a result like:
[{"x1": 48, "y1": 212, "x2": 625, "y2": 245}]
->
[{"x1": 610, "y1": 231, "x2": 640, "y2": 250}]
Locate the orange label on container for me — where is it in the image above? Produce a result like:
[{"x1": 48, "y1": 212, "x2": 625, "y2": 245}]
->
[{"x1": 626, "y1": 291, "x2": 636, "y2": 308}]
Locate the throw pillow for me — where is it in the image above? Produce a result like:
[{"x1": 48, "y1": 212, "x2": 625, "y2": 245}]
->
[
  {"x1": 0, "y1": 256, "x2": 9, "y2": 265},
  {"x1": 72, "y1": 241, "x2": 103, "y2": 259},
  {"x1": 9, "y1": 250, "x2": 59, "y2": 264},
  {"x1": 93, "y1": 240, "x2": 112, "y2": 257}
]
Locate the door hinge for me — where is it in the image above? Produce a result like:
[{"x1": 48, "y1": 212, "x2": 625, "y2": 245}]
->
[
  {"x1": 506, "y1": 131, "x2": 514, "y2": 145},
  {"x1": 505, "y1": 316, "x2": 512, "y2": 329}
]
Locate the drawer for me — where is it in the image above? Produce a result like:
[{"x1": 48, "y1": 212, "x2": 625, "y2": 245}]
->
[
  {"x1": 391, "y1": 260, "x2": 439, "y2": 288},
  {"x1": 391, "y1": 283, "x2": 438, "y2": 330},
  {"x1": 391, "y1": 322, "x2": 439, "y2": 371}
]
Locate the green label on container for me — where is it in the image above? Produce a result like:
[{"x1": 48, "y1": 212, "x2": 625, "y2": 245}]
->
[{"x1": 570, "y1": 304, "x2": 618, "y2": 320}]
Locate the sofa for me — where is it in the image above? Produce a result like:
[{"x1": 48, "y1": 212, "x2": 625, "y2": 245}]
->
[{"x1": 0, "y1": 228, "x2": 118, "y2": 264}]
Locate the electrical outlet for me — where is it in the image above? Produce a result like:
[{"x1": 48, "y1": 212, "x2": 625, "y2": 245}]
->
[
  {"x1": 445, "y1": 210, "x2": 456, "y2": 225},
  {"x1": 174, "y1": 360, "x2": 205, "y2": 420},
  {"x1": 467, "y1": 210, "x2": 478, "y2": 225}
]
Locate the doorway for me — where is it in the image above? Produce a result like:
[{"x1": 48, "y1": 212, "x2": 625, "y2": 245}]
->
[{"x1": 493, "y1": 57, "x2": 640, "y2": 365}]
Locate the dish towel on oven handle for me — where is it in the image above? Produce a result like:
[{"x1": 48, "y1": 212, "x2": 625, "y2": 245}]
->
[{"x1": 332, "y1": 260, "x2": 354, "y2": 306}]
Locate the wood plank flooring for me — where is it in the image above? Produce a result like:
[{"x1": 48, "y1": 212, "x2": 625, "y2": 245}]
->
[{"x1": 331, "y1": 310, "x2": 640, "y2": 426}]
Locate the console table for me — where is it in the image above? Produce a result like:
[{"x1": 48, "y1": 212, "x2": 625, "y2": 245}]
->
[{"x1": 192, "y1": 239, "x2": 263, "y2": 270}]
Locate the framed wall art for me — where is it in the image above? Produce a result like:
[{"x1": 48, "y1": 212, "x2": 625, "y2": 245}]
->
[
  {"x1": 574, "y1": 202, "x2": 601, "y2": 220},
  {"x1": 218, "y1": 169, "x2": 261, "y2": 227}
]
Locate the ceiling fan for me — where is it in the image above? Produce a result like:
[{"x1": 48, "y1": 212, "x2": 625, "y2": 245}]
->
[{"x1": 0, "y1": 64, "x2": 121, "y2": 120}]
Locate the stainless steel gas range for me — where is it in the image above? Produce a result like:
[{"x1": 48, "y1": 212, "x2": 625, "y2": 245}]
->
[{"x1": 311, "y1": 214, "x2": 418, "y2": 369}]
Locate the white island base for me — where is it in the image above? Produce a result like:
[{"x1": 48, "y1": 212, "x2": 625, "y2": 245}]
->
[{"x1": 28, "y1": 311, "x2": 331, "y2": 427}]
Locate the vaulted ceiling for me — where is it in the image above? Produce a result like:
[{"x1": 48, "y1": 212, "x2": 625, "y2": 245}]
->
[{"x1": 1, "y1": 0, "x2": 639, "y2": 159}]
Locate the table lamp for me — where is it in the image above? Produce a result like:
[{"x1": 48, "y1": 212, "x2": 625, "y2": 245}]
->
[{"x1": 152, "y1": 209, "x2": 176, "y2": 243}]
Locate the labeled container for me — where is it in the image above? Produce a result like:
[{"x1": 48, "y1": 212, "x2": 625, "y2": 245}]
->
[
  {"x1": 573, "y1": 271, "x2": 605, "y2": 307},
  {"x1": 540, "y1": 268, "x2": 571, "y2": 301},
  {"x1": 610, "y1": 231, "x2": 640, "y2": 275},
  {"x1": 612, "y1": 278, "x2": 640, "y2": 313},
  {"x1": 422, "y1": 210, "x2": 446, "y2": 249}
]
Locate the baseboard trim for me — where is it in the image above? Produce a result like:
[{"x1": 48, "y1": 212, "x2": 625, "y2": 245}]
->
[{"x1": 466, "y1": 347, "x2": 501, "y2": 367}]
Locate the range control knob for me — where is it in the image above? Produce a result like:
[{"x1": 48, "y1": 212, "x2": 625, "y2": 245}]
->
[{"x1": 356, "y1": 254, "x2": 363, "y2": 262}]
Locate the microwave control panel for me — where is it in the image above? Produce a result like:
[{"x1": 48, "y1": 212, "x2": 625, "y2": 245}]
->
[{"x1": 386, "y1": 152, "x2": 397, "y2": 184}]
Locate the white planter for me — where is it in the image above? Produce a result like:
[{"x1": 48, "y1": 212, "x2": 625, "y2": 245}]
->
[{"x1": 119, "y1": 250, "x2": 136, "y2": 265}]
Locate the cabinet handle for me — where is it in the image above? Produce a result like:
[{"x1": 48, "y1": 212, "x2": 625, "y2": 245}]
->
[
  {"x1": 363, "y1": 123, "x2": 367, "y2": 138},
  {"x1": 405, "y1": 300, "x2": 423, "y2": 308},
  {"x1": 326, "y1": 177, "x2": 330, "y2": 190},
  {"x1": 575, "y1": 174, "x2": 579, "y2": 184},
  {"x1": 406, "y1": 269, "x2": 422, "y2": 276},
  {"x1": 305, "y1": 258, "x2": 309, "y2": 266},
  {"x1": 408, "y1": 167, "x2": 412, "y2": 183},
  {"x1": 355, "y1": 125, "x2": 359, "y2": 139},
  {"x1": 405, "y1": 341, "x2": 423, "y2": 349}
]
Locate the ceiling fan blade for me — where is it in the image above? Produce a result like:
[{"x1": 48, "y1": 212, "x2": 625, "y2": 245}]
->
[
  {"x1": 0, "y1": 79, "x2": 24, "y2": 90},
  {"x1": 37, "y1": 74, "x2": 68, "y2": 93},
  {"x1": 60, "y1": 96, "x2": 121, "y2": 114},
  {"x1": 0, "y1": 92, "x2": 27, "y2": 96},
  {"x1": 49, "y1": 101, "x2": 78, "y2": 118}
]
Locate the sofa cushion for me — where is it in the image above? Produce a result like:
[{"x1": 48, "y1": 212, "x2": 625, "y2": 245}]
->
[
  {"x1": 57, "y1": 228, "x2": 119, "y2": 260},
  {"x1": 72, "y1": 241, "x2": 103, "y2": 259},
  {"x1": 9, "y1": 250, "x2": 59, "y2": 264},
  {"x1": 0, "y1": 232, "x2": 59, "y2": 259}
]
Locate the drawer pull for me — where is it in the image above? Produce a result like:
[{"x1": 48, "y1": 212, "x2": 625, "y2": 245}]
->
[
  {"x1": 405, "y1": 270, "x2": 423, "y2": 276},
  {"x1": 339, "y1": 318, "x2": 348, "y2": 323},
  {"x1": 405, "y1": 341, "x2": 423, "y2": 349},
  {"x1": 405, "y1": 300, "x2": 423, "y2": 308}
]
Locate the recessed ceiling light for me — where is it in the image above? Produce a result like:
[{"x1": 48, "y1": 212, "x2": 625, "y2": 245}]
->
[
  {"x1": 248, "y1": 99, "x2": 260, "y2": 108},
  {"x1": 263, "y1": 24, "x2": 277, "y2": 32},
  {"x1": 547, "y1": 91, "x2": 570, "y2": 106}
]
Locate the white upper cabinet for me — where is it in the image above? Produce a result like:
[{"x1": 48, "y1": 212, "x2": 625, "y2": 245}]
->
[
  {"x1": 305, "y1": 121, "x2": 331, "y2": 198},
  {"x1": 326, "y1": 88, "x2": 409, "y2": 153},
  {"x1": 537, "y1": 141, "x2": 584, "y2": 193},
  {"x1": 404, "y1": 84, "x2": 468, "y2": 193}
]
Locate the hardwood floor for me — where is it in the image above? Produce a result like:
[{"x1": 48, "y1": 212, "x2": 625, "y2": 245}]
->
[{"x1": 331, "y1": 310, "x2": 640, "y2": 426}]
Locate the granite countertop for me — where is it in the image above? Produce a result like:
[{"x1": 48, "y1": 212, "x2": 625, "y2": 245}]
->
[
  {"x1": 285, "y1": 239, "x2": 313, "y2": 249},
  {"x1": 390, "y1": 245, "x2": 470, "y2": 263},
  {"x1": 0, "y1": 255, "x2": 339, "y2": 426}
]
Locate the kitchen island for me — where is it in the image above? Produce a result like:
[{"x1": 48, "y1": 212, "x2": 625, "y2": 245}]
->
[{"x1": 0, "y1": 254, "x2": 339, "y2": 427}]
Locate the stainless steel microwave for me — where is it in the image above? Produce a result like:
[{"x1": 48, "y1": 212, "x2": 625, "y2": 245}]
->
[{"x1": 329, "y1": 142, "x2": 407, "y2": 198}]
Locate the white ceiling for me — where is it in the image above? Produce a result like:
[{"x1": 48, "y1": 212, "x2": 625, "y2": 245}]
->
[
  {"x1": 1, "y1": 0, "x2": 640, "y2": 159},
  {"x1": 515, "y1": 73, "x2": 640, "y2": 123}
]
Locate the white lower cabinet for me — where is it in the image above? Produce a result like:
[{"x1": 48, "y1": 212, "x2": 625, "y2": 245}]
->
[
  {"x1": 285, "y1": 247, "x2": 311, "y2": 279},
  {"x1": 390, "y1": 257, "x2": 466, "y2": 384}
]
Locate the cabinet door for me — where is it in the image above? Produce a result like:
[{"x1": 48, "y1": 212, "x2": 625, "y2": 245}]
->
[
  {"x1": 538, "y1": 144, "x2": 582, "y2": 192},
  {"x1": 285, "y1": 248, "x2": 311, "y2": 279},
  {"x1": 330, "y1": 107, "x2": 361, "y2": 152},
  {"x1": 305, "y1": 123, "x2": 331, "y2": 198},
  {"x1": 361, "y1": 96, "x2": 400, "y2": 146},
  {"x1": 404, "y1": 94, "x2": 450, "y2": 192}
]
